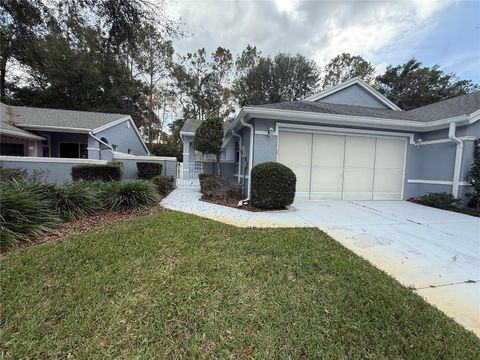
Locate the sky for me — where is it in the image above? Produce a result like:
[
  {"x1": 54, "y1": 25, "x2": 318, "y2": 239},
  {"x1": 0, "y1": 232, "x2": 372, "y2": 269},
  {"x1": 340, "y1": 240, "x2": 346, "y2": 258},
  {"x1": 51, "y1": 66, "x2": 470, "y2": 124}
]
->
[{"x1": 168, "y1": 0, "x2": 480, "y2": 83}]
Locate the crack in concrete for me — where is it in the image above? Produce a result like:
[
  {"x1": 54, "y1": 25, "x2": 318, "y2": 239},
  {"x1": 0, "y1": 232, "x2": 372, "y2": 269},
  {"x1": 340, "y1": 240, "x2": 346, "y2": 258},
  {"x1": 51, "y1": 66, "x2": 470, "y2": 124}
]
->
[{"x1": 413, "y1": 279, "x2": 479, "y2": 290}]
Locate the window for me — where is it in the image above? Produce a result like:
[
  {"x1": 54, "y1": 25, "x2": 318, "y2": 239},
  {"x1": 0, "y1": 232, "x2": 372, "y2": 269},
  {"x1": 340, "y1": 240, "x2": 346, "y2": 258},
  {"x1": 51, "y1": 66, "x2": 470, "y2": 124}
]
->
[
  {"x1": 42, "y1": 136, "x2": 50, "y2": 157},
  {"x1": 0, "y1": 143, "x2": 24, "y2": 156},
  {"x1": 112, "y1": 144, "x2": 118, "y2": 151},
  {"x1": 127, "y1": 149, "x2": 132, "y2": 154},
  {"x1": 59, "y1": 143, "x2": 88, "y2": 158}
]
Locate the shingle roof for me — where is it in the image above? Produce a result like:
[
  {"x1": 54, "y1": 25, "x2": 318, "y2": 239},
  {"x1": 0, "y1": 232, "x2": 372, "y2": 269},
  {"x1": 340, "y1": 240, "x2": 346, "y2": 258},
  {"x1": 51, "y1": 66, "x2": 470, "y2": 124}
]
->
[
  {"x1": 405, "y1": 91, "x2": 480, "y2": 121},
  {"x1": 0, "y1": 103, "x2": 128, "y2": 130},
  {"x1": 0, "y1": 116, "x2": 40, "y2": 138},
  {"x1": 255, "y1": 101, "x2": 419, "y2": 121},
  {"x1": 253, "y1": 91, "x2": 480, "y2": 122},
  {"x1": 180, "y1": 119, "x2": 202, "y2": 134},
  {"x1": 181, "y1": 118, "x2": 233, "y2": 135}
]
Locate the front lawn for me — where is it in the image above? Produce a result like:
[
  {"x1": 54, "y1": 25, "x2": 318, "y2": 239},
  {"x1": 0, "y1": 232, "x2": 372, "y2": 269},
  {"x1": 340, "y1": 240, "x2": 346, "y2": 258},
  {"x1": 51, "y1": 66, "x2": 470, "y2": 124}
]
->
[{"x1": 1, "y1": 211, "x2": 479, "y2": 358}]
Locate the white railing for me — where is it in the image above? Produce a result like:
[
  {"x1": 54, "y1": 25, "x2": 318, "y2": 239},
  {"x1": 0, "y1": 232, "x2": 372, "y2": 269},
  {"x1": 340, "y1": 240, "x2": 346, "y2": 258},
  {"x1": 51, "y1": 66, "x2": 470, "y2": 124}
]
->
[{"x1": 178, "y1": 161, "x2": 203, "y2": 179}]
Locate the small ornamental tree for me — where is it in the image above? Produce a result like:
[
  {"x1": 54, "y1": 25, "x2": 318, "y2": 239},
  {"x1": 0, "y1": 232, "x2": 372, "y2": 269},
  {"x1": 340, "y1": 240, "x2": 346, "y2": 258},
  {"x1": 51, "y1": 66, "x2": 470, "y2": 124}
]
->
[
  {"x1": 193, "y1": 116, "x2": 224, "y2": 176},
  {"x1": 467, "y1": 139, "x2": 480, "y2": 208}
]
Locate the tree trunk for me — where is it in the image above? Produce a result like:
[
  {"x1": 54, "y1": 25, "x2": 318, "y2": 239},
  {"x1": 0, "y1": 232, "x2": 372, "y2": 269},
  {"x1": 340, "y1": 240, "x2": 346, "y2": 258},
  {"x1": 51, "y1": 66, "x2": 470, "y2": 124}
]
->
[
  {"x1": 216, "y1": 154, "x2": 222, "y2": 177},
  {"x1": 1, "y1": 55, "x2": 8, "y2": 101}
]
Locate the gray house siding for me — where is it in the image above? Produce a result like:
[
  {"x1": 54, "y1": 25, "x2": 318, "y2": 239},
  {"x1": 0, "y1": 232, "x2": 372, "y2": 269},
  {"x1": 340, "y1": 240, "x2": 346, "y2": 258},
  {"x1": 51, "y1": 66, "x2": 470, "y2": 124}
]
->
[
  {"x1": 94, "y1": 120, "x2": 147, "y2": 156},
  {"x1": 247, "y1": 117, "x2": 479, "y2": 200},
  {"x1": 316, "y1": 84, "x2": 390, "y2": 109}
]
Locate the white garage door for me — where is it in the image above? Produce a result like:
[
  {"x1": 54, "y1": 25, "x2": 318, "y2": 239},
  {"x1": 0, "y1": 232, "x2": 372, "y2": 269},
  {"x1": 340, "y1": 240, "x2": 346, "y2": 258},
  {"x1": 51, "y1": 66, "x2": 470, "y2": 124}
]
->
[{"x1": 277, "y1": 131, "x2": 406, "y2": 200}]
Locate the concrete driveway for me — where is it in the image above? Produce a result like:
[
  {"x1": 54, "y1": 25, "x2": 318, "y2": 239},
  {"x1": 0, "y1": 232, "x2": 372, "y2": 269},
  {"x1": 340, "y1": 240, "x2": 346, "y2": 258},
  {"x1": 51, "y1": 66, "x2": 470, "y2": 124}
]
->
[{"x1": 161, "y1": 189, "x2": 480, "y2": 335}]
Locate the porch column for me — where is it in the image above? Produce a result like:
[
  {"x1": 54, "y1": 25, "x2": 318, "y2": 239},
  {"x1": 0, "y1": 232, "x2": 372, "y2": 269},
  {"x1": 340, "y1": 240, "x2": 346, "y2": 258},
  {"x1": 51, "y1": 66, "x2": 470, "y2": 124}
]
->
[{"x1": 87, "y1": 136, "x2": 100, "y2": 160}]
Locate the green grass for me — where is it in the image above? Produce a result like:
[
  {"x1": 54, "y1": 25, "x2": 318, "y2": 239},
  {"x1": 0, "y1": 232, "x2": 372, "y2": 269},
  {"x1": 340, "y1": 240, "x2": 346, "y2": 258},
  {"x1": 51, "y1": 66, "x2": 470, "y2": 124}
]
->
[{"x1": 1, "y1": 212, "x2": 479, "y2": 359}]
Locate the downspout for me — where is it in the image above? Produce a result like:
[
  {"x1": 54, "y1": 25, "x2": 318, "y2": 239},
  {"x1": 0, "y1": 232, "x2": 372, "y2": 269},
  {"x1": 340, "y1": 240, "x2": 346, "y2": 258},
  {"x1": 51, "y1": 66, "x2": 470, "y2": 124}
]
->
[
  {"x1": 448, "y1": 122, "x2": 463, "y2": 198},
  {"x1": 89, "y1": 132, "x2": 113, "y2": 150},
  {"x1": 231, "y1": 128, "x2": 242, "y2": 184},
  {"x1": 238, "y1": 116, "x2": 254, "y2": 206}
]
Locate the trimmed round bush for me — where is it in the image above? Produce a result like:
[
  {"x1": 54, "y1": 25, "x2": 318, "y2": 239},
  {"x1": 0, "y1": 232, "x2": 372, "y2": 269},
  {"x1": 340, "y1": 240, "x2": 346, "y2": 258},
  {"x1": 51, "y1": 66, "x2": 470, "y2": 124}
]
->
[
  {"x1": 251, "y1": 162, "x2": 296, "y2": 209},
  {"x1": 151, "y1": 175, "x2": 174, "y2": 195},
  {"x1": 137, "y1": 162, "x2": 162, "y2": 180},
  {"x1": 72, "y1": 163, "x2": 122, "y2": 181}
]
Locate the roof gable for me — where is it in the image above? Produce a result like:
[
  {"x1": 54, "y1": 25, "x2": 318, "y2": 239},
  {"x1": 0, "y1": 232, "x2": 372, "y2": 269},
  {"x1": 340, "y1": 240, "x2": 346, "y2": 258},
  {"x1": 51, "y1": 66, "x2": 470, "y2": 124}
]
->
[{"x1": 304, "y1": 77, "x2": 401, "y2": 111}]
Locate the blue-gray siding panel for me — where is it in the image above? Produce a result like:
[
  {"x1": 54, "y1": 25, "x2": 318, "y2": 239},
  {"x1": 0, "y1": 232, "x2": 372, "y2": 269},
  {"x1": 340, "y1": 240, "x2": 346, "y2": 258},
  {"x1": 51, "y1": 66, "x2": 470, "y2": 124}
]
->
[
  {"x1": 94, "y1": 121, "x2": 147, "y2": 156},
  {"x1": 316, "y1": 84, "x2": 390, "y2": 109}
]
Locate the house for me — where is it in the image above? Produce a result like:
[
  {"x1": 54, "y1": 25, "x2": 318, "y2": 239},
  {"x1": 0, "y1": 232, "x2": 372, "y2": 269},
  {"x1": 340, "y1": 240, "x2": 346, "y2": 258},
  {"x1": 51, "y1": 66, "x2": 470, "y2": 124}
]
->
[
  {"x1": 182, "y1": 77, "x2": 480, "y2": 202},
  {"x1": 0, "y1": 103, "x2": 149, "y2": 158},
  {"x1": 0, "y1": 103, "x2": 177, "y2": 182}
]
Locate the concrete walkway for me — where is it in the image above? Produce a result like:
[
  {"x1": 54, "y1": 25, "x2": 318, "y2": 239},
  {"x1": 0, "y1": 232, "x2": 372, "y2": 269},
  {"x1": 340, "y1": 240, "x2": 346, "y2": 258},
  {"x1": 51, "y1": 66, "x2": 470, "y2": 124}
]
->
[{"x1": 161, "y1": 188, "x2": 480, "y2": 335}]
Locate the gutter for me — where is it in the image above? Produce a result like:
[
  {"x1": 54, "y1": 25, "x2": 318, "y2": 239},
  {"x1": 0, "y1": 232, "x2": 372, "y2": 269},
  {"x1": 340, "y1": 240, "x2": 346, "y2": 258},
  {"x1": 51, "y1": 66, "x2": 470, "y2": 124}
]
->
[
  {"x1": 231, "y1": 127, "x2": 242, "y2": 184},
  {"x1": 89, "y1": 132, "x2": 113, "y2": 150},
  {"x1": 448, "y1": 122, "x2": 463, "y2": 198},
  {"x1": 238, "y1": 115, "x2": 254, "y2": 206}
]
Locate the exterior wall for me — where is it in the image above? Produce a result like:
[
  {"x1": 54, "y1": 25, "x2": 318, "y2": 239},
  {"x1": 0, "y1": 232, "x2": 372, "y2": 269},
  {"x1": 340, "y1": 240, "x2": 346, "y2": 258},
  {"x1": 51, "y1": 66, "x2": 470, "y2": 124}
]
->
[
  {"x1": 0, "y1": 153, "x2": 177, "y2": 184},
  {"x1": 0, "y1": 134, "x2": 41, "y2": 156},
  {"x1": 112, "y1": 154, "x2": 177, "y2": 180},
  {"x1": 94, "y1": 120, "x2": 148, "y2": 156},
  {"x1": 0, "y1": 156, "x2": 108, "y2": 183},
  {"x1": 248, "y1": 117, "x2": 480, "y2": 200},
  {"x1": 316, "y1": 84, "x2": 390, "y2": 109}
]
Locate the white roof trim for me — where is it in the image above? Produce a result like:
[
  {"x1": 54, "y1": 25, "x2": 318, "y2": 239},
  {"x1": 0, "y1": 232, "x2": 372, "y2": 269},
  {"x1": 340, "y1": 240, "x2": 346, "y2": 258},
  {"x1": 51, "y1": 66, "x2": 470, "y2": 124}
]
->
[
  {"x1": 13, "y1": 124, "x2": 90, "y2": 133},
  {"x1": 225, "y1": 106, "x2": 474, "y2": 136},
  {"x1": 304, "y1": 77, "x2": 402, "y2": 111},
  {"x1": 0, "y1": 128, "x2": 45, "y2": 140}
]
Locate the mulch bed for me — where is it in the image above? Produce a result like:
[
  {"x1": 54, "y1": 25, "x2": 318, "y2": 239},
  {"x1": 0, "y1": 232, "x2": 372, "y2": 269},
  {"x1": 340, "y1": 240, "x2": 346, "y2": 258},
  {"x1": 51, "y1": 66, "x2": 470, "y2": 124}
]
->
[
  {"x1": 201, "y1": 196, "x2": 287, "y2": 212},
  {"x1": 407, "y1": 198, "x2": 480, "y2": 217},
  {"x1": 1, "y1": 206, "x2": 167, "y2": 255}
]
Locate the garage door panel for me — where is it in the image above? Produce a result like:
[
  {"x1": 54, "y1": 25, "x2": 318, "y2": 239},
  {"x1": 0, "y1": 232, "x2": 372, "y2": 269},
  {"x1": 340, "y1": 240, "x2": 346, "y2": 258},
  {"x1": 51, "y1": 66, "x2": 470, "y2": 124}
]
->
[
  {"x1": 344, "y1": 136, "x2": 376, "y2": 168},
  {"x1": 375, "y1": 138, "x2": 406, "y2": 169},
  {"x1": 278, "y1": 132, "x2": 312, "y2": 194},
  {"x1": 312, "y1": 134, "x2": 345, "y2": 167},
  {"x1": 310, "y1": 167, "x2": 343, "y2": 200},
  {"x1": 343, "y1": 167, "x2": 374, "y2": 199}
]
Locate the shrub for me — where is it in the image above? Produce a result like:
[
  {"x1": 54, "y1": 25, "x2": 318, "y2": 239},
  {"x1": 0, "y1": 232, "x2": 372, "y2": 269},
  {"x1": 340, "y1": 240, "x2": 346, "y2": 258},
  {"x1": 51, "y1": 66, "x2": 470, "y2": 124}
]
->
[
  {"x1": 226, "y1": 182, "x2": 243, "y2": 200},
  {"x1": 202, "y1": 176, "x2": 227, "y2": 199},
  {"x1": 151, "y1": 175, "x2": 174, "y2": 195},
  {"x1": 72, "y1": 163, "x2": 122, "y2": 181},
  {"x1": 199, "y1": 173, "x2": 215, "y2": 193},
  {"x1": 417, "y1": 192, "x2": 459, "y2": 209},
  {"x1": 467, "y1": 139, "x2": 480, "y2": 209},
  {"x1": 0, "y1": 182, "x2": 59, "y2": 249},
  {"x1": 0, "y1": 167, "x2": 28, "y2": 182},
  {"x1": 137, "y1": 162, "x2": 162, "y2": 180},
  {"x1": 99, "y1": 180, "x2": 158, "y2": 210},
  {"x1": 50, "y1": 182, "x2": 101, "y2": 220},
  {"x1": 251, "y1": 162, "x2": 296, "y2": 209}
]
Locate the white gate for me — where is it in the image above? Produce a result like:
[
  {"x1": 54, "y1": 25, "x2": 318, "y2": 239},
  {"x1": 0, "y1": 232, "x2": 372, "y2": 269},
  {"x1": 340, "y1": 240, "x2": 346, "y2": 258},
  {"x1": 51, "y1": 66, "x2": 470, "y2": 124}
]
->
[{"x1": 176, "y1": 162, "x2": 202, "y2": 189}]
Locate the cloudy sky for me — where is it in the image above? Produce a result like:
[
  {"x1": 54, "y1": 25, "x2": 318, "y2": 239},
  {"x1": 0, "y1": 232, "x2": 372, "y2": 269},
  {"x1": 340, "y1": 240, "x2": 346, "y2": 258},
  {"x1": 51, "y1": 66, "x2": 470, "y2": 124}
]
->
[{"x1": 168, "y1": 0, "x2": 480, "y2": 83}]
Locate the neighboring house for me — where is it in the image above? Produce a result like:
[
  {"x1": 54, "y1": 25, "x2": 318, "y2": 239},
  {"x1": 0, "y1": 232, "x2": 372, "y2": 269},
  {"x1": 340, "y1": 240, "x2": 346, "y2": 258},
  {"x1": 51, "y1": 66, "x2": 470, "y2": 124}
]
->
[
  {"x1": 182, "y1": 77, "x2": 480, "y2": 202},
  {"x1": 0, "y1": 103, "x2": 176, "y2": 182},
  {"x1": 0, "y1": 102, "x2": 149, "y2": 158}
]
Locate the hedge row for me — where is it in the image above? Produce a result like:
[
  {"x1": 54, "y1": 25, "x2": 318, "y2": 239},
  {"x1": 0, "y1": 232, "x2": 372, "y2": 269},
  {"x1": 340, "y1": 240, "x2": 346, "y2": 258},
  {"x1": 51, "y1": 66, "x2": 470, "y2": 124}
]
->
[
  {"x1": 0, "y1": 180, "x2": 158, "y2": 250},
  {"x1": 71, "y1": 164, "x2": 122, "y2": 181}
]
